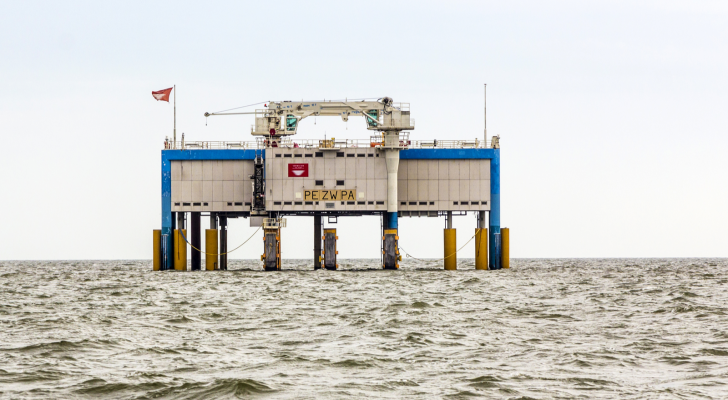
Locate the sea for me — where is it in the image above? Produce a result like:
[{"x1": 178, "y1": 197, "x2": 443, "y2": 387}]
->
[{"x1": 0, "y1": 259, "x2": 726, "y2": 399}]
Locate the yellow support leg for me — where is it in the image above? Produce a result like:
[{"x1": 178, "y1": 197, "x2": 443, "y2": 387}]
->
[
  {"x1": 501, "y1": 227, "x2": 510, "y2": 269},
  {"x1": 174, "y1": 229, "x2": 187, "y2": 271},
  {"x1": 152, "y1": 229, "x2": 161, "y2": 271},
  {"x1": 205, "y1": 229, "x2": 218, "y2": 270},
  {"x1": 444, "y1": 228, "x2": 457, "y2": 270},
  {"x1": 475, "y1": 228, "x2": 488, "y2": 270}
]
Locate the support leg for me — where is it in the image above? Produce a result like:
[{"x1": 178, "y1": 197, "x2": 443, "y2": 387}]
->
[
  {"x1": 263, "y1": 228, "x2": 281, "y2": 271},
  {"x1": 190, "y1": 212, "x2": 201, "y2": 270},
  {"x1": 475, "y1": 211, "x2": 488, "y2": 270},
  {"x1": 219, "y1": 215, "x2": 227, "y2": 270},
  {"x1": 323, "y1": 229, "x2": 338, "y2": 270},
  {"x1": 444, "y1": 211, "x2": 456, "y2": 270},
  {"x1": 383, "y1": 212, "x2": 399, "y2": 269},
  {"x1": 206, "y1": 213, "x2": 218, "y2": 270},
  {"x1": 314, "y1": 215, "x2": 322, "y2": 270},
  {"x1": 174, "y1": 213, "x2": 187, "y2": 271}
]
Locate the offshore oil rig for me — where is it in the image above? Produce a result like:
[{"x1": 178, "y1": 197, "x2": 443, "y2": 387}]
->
[{"x1": 152, "y1": 95, "x2": 509, "y2": 271}]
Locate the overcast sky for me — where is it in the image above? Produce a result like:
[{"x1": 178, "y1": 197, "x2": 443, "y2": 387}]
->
[{"x1": 1, "y1": 0, "x2": 726, "y2": 260}]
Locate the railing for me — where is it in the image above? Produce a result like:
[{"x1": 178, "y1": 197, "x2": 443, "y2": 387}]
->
[{"x1": 166, "y1": 137, "x2": 492, "y2": 150}]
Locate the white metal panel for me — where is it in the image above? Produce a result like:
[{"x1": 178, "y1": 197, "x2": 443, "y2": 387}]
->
[
  {"x1": 459, "y1": 162, "x2": 469, "y2": 182},
  {"x1": 171, "y1": 161, "x2": 182, "y2": 181},
  {"x1": 418, "y1": 161, "x2": 429, "y2": 180},
  {"x1": 212, "y1": 181, "x2": 223, "y2": 202},
  {"x1": 243, "y1": 160, "x2": 252, "y2": 181},
  {"x1": 202, "y1": 161, "x2": 213, "y2": 181},
  {"x1": 367, "y1": 156, "x2": 376, "y2": 179},
  {"x1": 315, "y1": 157, "x2": 325, "y2": 180},
  {"x1": 202, "y1": 181, "x2": 213, "y2": 202},
  {"x1": 480, "y1": 159, "x2": 490, "y2": 180},
  {"x1": 448, "y1": 160, "x2": 459, "y2": 180},
  {"x1": 367, "y1": 180, "x2": 375, "y2": 203},
  {"x1": 418, "y1": 180, "x2": 428, "y2": 203},
  {"x1": 374, "y1": 155, "x2": 386, "y2": 177},
  {"x1": 408, "y1": 180, "x2": 418, "y2": 201},
  {"x1": 181, "y1": 161, "x2": 192, "y2": 181},
  {"x1": 212, "y1": 161, "x2": 224, "y2": 181},
  {"x1": 399, "y1": 160, "x2": 408, "y2": 180},
  {"x1": 429, "y1": 179, "x2": 439, "y2": 202},
  {"x1": 325, "y1": 158, "x2": 336, "y2": 179},
  {"x1": 470, "y1": 180, "x2": 480, "y2": 202},
  {"x1": 191, "y1": 181, "x2": 203, "y2": 202},
  {"x1": 449, "y1": 179, "x2": 459, "y2": 201},
  {"x1": 282, "y1": 180, "x2": 293, "y2": 201},
  {"x1": 480, "y1": 180, "x2": 491, "y2": 206},
  {"x1": 375, "y1": 179, "x2": 387, "y2": 201},
  {"x1": 222, "y1": 181, "x2": 234, "y2": 201},
  {"x1": 233, "y1": 161, "x2": 245, "y2": 180},
  {"x1": 428, "y1": 161, "x2": 438, "y2": 180},
  {"x1": 460, "y1": 180, "x2": 470, "y2": 201},
  {"x1": 273, "y1": 179, "x2": 282, "y2": 203},
  {"x1": 345, "y1": 157, "x2": 356, "y2": 180},
  {"x1": 273, "y1": 157, "x2": 283, "y2": 180},
  {"x1": 356, "y1": 157, "x2": 367, "y2": 179},
  {"x1": 171, "y1": 181, "x2": 181, "y2": 202},
  {"x1": 398, "y1": 180, "x2": 407, "y2": 201},
  {"x1": 191, "y1": 162, "x2": 203, "y2": 181},
  {"x1": 469, "y1": 160, "x2": 480, "y2": 180},
  {"x1": 439, "y1": 160, "x2": 449, "y2": 180},
  {"x1": 243, "y1": 180, "x2": 252, "y2": 203},
  {"x1": 179, "y1": 181, "x2": 191, "y2": 202},
  {"x1": 438, "y1": 180, "x2": 449, "y2": 201},
  {"x1": 234, "y1": 181, "x2": 244, "y2": 201},
  {"x1": 335, "y1": 157, "x2": 346, "y2": 180},
  {"x1": 407, "y1": 160, "x2": 418, "y2": 180}
]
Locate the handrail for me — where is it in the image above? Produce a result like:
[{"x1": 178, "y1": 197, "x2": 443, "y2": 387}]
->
[{"x1": 165, "y1": 137, "x2": 492, "y2": 150}]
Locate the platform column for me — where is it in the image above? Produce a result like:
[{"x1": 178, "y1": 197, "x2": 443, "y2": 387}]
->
[
  {"x1": 383, "y1": 212, "x2": 399, "y2": 269},
  {"x1": 475, "y1": 211, "x2": 488, "y2": 270},
  {"x1": 219, "y1": 215, "x2": 228, "y2": 270},
  {"x1": 161, "y1": 154, "x2": 173, "y2": 270},
  {"x1": 174, "y1": 213, "x2": 187, "y2": 271},
  {"x1": 152, "y1": 229, "x2": 161, "y2": 271},
  {"x1": 444, "y1": 211, "x2": 456, "y2": 270},
  {"x1": 190, "y1": 212, "x2": 201, "y2": 270},
  {"x1": 206, "y1": 213, "x2": 218, "y2": 270},
  {"x1": 314, "y1": 215, "x2": 322, "y2": 270},
  {"x1": 489, "y1": 148, "x2": 501, "y2": 269},
  {"x1": 323, "y1": 228, "x2": 338, "y2": 270},
  {"x1": 263, "y1": 227, "x2": 281, "y2": 271},
  {"x1": 501, "y1": 227, "x2": 510, "y2": 269}
]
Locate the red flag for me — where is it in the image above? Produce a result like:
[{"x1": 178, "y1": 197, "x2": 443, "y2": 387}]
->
[{"x1": 152, "y1": 87, "x2": 173, "y2": 102}]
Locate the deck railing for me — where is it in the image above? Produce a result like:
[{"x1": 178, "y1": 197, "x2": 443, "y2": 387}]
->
[{"x1": 165, "y1": 137, "x2": 491, "y2": 150}]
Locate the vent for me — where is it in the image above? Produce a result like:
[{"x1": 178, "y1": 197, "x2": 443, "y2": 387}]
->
[
  {"x1": 357, "y1": 154, "x2": 365, "y2": 157},
  {"x1": 174, "y1": 202, "x2": 181, "y2": 206},
  {"x1": 346, "y1": 153, "x2": 355, "y2": 157},
  {"x1": 304, "y1": 154, "x2": 313, "y2": 158},
  {"x1": 183, "y1": 202, "x2": 191, "y2": 206},
  {"x1": 193, "y1": 202, "x2": 201, "y2": 206},
  {"x1": 347, "y1": 201, "x2": 355, "y2": 205},
  {"x1": 400, "y1": 202, "x2": 406, "y2": 205},
  {"x1": 244, "y1": 202, "x2": 251, "y2": 206},
  {"x1": 275, "y1": 154, "x2": 282, "y2": 158},
  {"x1": 368, "y1": 154, "x2": 373, "y2": 157},
  {"x1": 294, "y1": 154, "x2": 302, "y2": 158},
  {"x1": 315, "y1": 180, "x2": 323, "y2": 186},
  {"x1": 284, "y1": 154, "x2": 292, "y2": 158},
  {"x1": 461, "y1": 201, "x2": 468, "y2": 205},
  {"x1": 376, "y1": 153, "x2": 380, "y2": 157},
  {"x1": 368, "y1": 201, "x2": 374, "y2": 205},
  {"x1": 274, "y1": 201, "x2": 282, "y2": 205},
  {"x1": 336, "y1": 180, "x2": 345, "y2": 186},
  {"x1": 471, "y1": 201, "x2": 479, "y2": 205},
  {"x1": 234, "y1": 202, "x2": 242, "y2": 206},
  {"x1": 227, "y1": 202, "x2": 232, "y2": 206},
  {"x1": 336, "y1": 152, "x2": 344, "y2": 157},
  {"x1": 430, "y1": 201, "x2": 435, "y2": 205},
  {"x1": 294, "y1": 201, "x2": 302, "y2": 205},
  {"x1": 340, "y1": 201, "x2": 344, "y2": 205},
  {"x1": 419, "y1": 202, "x2": 427, "y2": 205},
  {"x1": 284, "y1": 201, "x2": 292, "y2": 205},
  {"x1": 357, "y1": 201, "x2": 365, "y2": 205},
  {"x1": 409, "y1": 202, "x2": 417, "y2": 205},
  {"x1": 325, "y1": 202, "x2": 335, "y2": 209},
  {"x1": 376, "y1": 201, "x2": 384, "y2": 205},
  {"x1": 315, "y1": 152, "x2": 323, "y2": 157},
  {"x1": 203, "y1": 202, "x2": 208, "y2": 206},
  {"x1": 453, "y1": 201, "x2": 458, "y2": 205},
  {"x1": 482, "y1": 201, "x2": 488, "y2": 205}
]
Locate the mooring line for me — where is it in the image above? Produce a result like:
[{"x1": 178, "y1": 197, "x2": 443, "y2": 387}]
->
[{"x1": 178, "y1": 227, "x2": 261, "y2": 256}]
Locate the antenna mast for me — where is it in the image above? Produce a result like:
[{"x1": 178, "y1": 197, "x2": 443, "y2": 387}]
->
[{"x1": 484, "y1": 83, "x2": 487, "y2": 144}]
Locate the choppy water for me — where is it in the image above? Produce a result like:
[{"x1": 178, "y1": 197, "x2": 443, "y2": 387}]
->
[{"x1": 1, "y1": 259, "x2": 727, "y2": 399}]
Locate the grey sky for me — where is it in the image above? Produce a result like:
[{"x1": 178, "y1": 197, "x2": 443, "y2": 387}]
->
[{"x1": 1, "y1": 0, "x2": 726, "y2": 260}]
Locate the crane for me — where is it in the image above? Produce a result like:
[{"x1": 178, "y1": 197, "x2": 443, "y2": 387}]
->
[{"x1": 204, "y1": 97, "x2": 414, "y2": 137}]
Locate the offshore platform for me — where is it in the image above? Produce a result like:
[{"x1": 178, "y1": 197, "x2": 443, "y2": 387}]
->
[{"x1": 152, "y1": 95, "x2": 509, "y2": 271}]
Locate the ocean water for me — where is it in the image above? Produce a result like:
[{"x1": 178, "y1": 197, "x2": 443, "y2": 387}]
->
[{"x1": 0, "y1": 259, "x2": 726, "y2": 399}]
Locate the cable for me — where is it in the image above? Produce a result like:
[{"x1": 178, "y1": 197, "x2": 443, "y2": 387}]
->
[
  {"x1": 399, "y1": 230, "x2": 485, "y2": 263},
  {"x1": 178, "y1": 226, "x2": 261, "y2": 256},
  {"x1": 210, "y1": 101, "x2": 267, "y2": 114}
]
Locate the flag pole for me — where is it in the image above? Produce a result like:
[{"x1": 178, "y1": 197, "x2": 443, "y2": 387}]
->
[{"x1": 173, "y1": 85, "x2": 176, "y2": 149}]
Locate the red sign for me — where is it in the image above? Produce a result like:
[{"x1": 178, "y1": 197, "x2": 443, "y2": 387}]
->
[{"x1": 288, "y1": 163, "x2": 309, "y2": 177}]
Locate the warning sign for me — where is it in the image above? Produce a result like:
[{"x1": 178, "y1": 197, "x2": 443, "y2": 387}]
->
[{"x1": 288, "y1": 163, "x2": 309, "y2": 177}]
